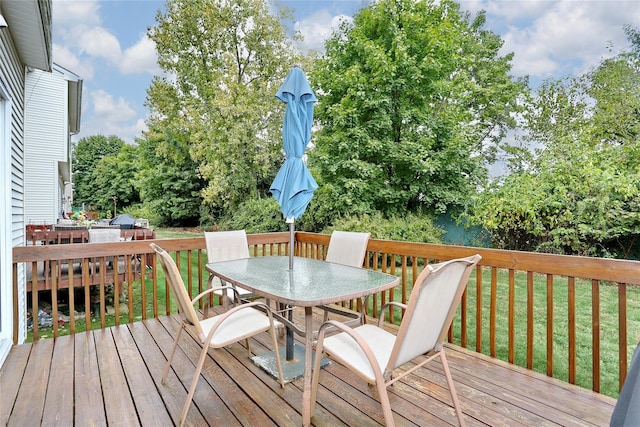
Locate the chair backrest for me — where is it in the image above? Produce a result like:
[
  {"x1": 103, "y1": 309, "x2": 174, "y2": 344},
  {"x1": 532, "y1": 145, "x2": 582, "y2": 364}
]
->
[
  {"x1": 325, "y1": 231, "x2": 371, "y2": 268},
  {"x1": 150, "y1": 243, "x2": 204, "y2": 339},
  {"x1": 89, "y1": 228, "x2": 121, "y2": 243},
  {"x1": 204, "y1": 230, "x2": 250, "y2": 263},
  {"x1": 387, "y1": 255, "x2": 481, "y2": 370}
]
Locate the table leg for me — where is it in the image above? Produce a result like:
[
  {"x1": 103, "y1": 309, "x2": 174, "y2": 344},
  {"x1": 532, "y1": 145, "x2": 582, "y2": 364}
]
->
[
  {"x1": 286, "y1": 305, "x2": 295, "y2": 360},
  {"x1": 302, "y1": 306, "x2": 313, "y2": 427}
]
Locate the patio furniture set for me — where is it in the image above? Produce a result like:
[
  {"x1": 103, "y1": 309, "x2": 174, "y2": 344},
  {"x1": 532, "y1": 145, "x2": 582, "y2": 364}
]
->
[{"x1": 152, "y1": 229, "x2": 481, "y2": 427}]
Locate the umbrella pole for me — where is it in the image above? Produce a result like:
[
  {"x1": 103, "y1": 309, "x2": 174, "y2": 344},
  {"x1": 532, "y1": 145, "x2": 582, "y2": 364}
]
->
[
  {"x1": 288, "y1": 219, "x2": 294, "y2": 270},
  {"x1": 287, "y1": 219, "x2": 295, "y2": 360}
]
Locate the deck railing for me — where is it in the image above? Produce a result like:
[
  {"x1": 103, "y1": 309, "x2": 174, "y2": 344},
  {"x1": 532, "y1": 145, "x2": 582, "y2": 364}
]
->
[{"x1": 11, "y1": 231, "x2": 640, "y2": 397}]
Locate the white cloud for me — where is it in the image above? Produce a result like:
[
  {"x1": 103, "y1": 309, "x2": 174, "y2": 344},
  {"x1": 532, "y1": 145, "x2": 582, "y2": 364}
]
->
[
  {"x1": 52, "y1": 43, "x2": 95, "y2": 79},
  {"x1": 90, "y1": 89, "x2": 137, "y2": 122},
  {"x1": 75, "y1": 90, "x2": 144, "y2": 143},
  {"x1": 119, "y1": 35, "x2": 160, "y2": 75},
  {"x1": 294, "y1": 11, "x2": 353, "y2": 52},
  {"x1": 53, "y1": 1, "x2": 158, "y2": 75},
  {"x1": 52, "y1": 0, "x2": 102, "y2": 38},
  {"x1": 467, "y1": 1, "x2": 640, "y2": 81},
  {"x1": 77, "y1": 26, "x2": 122, "y2": 64},
  {"x1": 133, "y1": 118, "x2": 149, "y2": 138}
]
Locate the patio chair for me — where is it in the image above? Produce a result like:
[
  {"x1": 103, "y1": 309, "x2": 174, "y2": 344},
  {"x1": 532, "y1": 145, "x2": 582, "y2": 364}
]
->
[
  {"x1": 311, "y1": 254, "x2": 482, "y2": 427},
  {"x1": 320, "y1": 230, "x2": 371, "y2": 323},
  {"x1": 325, "y1": 230, "x2": 371, "y2": 267},
  {"x1": 88, "y1": 227, "x2": 121, "y2": 271},
  {"x1": 150, "y1": 243, "x2": 284, "y2": 427},
  {"x1": 204, "y1": 230, "x2": 256, "y2": 306},
  {"x1": 89, "y1": 228, "x2": 120, "y2": 245}
]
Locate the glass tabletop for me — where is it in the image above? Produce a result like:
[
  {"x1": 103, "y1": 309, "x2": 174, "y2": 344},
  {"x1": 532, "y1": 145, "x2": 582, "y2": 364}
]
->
[{"x1": 206, "y1": 256, "x2": 399, "y2": 306}]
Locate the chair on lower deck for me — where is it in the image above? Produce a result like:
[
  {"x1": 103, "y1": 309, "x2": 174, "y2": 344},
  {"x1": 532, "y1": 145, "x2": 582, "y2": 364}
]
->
[
  {"x1": 87, "y1": 227, "x2": 121, "y2": 273},
  {"x1": 311, "y1": 254, "x2": 482, "y2": 427},
  {"x1": 150, "y1": 243, "x2": 284, "y2": 427},
  {"x1": 204, "y1": 230, "x2": 256, "y2": 306}
]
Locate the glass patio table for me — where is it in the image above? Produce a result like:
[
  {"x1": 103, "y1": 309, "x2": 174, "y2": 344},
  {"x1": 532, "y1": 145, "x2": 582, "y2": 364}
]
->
[{"x1": 206, "y1": 255, "x2": 399, "y2": 426}]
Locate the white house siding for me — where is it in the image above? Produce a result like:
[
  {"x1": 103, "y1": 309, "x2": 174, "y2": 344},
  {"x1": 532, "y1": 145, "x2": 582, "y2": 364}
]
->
[
  {"x1": 24, "y1": 66, "x2": 68, "y2": 224},
  {"x1": 0, "y1": 0, "x2": 53, "y2": 366},
  {"x1": 0, "y1": 25, "x2": 27, "y2": 364}
]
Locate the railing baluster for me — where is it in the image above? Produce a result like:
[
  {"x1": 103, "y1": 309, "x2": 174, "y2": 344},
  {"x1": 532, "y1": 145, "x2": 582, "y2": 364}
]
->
[
  {"x1": 186, "y1": 250, "x2": 193, "y2": 311},
  {"x1": 82, "y1": 258, "x2": 91, "y2": 332},
  {"x1": 69, "y1": 260, "x2": 76, "y2": 334},
  {"x1": 31, "y1": 261, "x2": 40, "y2": 341},
  {"x1": 475, "y1": 265, "x2": 483, "y2": 353},
  {"x1": 592, "y1": 279, "x2": 601, "y2": 392},
  {"x1": 126, "y1": 255, "x2": 134, "y2": 323},
  {"x1": 99, "y1": 256, "x2": 106, "y2": 328},
  {"x1": 568, "y1": 276, "x2": 576, "y2": 384},
  {"x1": 51, "y1": 260, "x2": 59, "y2": 339},
  {"x1": 114, "y1": 255, "x2": 120, "y2": 326},
  {"x1": 490, "y1": 266, "x2": 497, "y2": 358},
  {"x1": 141, "y1": 254, "x2": 148, "y2": 320},
  {"x1": 618, "y1": 282, "x2": 628, "y2": 391},
  {"x1": 526, "y1": 271, "x2": 534, "y2": 370},
  {"x1": 508, "y1": 269, "x2": 515, "y2": 364},
  {"x1": 461, "y1": 286, "x2": 467, "y2": 348},
  {"x1": 546, "y1": 274, "x2": 554, "y2": 377}
]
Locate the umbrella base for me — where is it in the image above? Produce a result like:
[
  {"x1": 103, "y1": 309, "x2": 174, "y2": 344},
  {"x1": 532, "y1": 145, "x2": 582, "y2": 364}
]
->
[{"x1": 252, "y1": 343, "x2": 329, "y2": 383}]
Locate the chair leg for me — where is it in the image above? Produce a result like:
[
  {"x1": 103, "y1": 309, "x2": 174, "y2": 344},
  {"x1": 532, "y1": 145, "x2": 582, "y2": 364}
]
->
[
  {"x1": 245, "y1": 338, "x2": 251, "y2": 357},
  {"x1": 440, "y1": 350, "x2": 465, "y2": 427},
  {"x1": 180, "y1": 340, "x2": 212, "y2": 427},
  {"x1": 162, "y1": 325, "x2": 184, "y2": 383},
  {"x1": 270, "y1": 326, "x2": 285, "y2": 388},
  {"x1": 377, "y1": 381, "x2": 395, "y2": 427},
  {"x1": 310, "y1": 338, "x2": 325, "y2": 416}
]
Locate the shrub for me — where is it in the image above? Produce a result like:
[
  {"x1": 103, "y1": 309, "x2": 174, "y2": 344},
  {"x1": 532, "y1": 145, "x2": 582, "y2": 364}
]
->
[
  {"x1": 324, "y1": 212, "x2": 444, "y2": 244},
  {"x1": 122, "y1": 203, "x2": 161, "y2": 227},
  {"x1": 218, "y1": 198, "x2": 289, "y2": 233}
]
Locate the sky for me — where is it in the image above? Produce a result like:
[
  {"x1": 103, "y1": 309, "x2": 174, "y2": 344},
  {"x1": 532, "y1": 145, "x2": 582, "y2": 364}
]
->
[{"x1": 51, "y1": 0, "x2": 640, "y2": 144}]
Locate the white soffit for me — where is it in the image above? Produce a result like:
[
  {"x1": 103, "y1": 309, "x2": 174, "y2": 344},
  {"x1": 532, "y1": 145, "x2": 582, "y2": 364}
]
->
[{"x1": 1, "y1": 0, "x2": 52, "y2": 71}]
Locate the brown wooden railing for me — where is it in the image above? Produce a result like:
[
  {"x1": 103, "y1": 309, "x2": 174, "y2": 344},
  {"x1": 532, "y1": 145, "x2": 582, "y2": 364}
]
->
[{"x1": 11, "y1": 231, "x2": 640, "y2": 397}]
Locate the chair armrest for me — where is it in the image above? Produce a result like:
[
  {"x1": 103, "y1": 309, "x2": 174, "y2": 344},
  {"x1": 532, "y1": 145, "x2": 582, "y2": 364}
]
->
[
  {"x1": 191, "y1": 285, "x2": 240, "y2": 306},
  {"x1": 378, "y1": 301, "x2": 407, "y2": 327},
  {"x1": 315, "y1": 319, "x2": 386, "y2": 384}
]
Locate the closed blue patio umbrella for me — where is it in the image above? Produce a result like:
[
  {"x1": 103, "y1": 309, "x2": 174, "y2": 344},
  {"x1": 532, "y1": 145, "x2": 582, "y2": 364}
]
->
[{"x1": 270, "y1": 66, "x2": 318, "y2": 270}]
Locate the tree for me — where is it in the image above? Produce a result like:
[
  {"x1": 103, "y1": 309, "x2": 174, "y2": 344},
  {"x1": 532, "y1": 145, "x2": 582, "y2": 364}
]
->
[
  {"x1": 91, "y1": 144, "x2": 140, "y2": 215},
  {"x1": 308, "y1": 0, "x2": 527, "y2": 218},
  {"x1": 135, "y1": 128, "x2": 204, "y2": 226},
  {"x1": 146, "y1": 0, "x2": 302, "y2": 222},
  {"x1": 467, "y1": 27, "x2": 640, "y2": 257},
  {"x1": 72, "y1": 135, "x2": 125, "y2": 209}
]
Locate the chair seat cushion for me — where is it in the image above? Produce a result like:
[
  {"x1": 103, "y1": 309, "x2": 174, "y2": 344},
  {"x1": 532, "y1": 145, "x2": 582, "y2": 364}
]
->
[
  {"x1": 200, "y1": 307, "x2": 280, "y2": 347},
  {"x1": 323, "y1": 324, "x2": 396, "y2": 382}
]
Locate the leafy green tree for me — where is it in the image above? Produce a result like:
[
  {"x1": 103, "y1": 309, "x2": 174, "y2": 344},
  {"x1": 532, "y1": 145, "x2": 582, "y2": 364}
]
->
[
  {"x1": 147, "y1": 0, "x2": 302, "y2": 222},
  {"x1": 91, "y1": 145, "x2": 140, "y2": 215},
  {"x1": 308, "y1": 0, "x2": 527, "y2": 218},
  {"x1": 135, "y1": 129, "x2": 204, "y2": 226},
  {"x1": 467, "y1": 27, "x2": 640, "y2": 257},
  {"x1": 72, "y1": 135, "x2": 125, "y2": 209}
]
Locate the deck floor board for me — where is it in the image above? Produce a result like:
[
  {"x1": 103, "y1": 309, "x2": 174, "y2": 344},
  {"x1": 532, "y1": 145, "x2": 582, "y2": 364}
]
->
[{"x1": 0, "y1": 308, "x2": 616, "y2": 426}]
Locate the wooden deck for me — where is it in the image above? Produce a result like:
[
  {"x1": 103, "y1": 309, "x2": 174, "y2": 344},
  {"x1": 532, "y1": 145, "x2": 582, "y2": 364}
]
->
[{"x1": 1, "y1": 308, "x2": 617, "y2": 426}]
